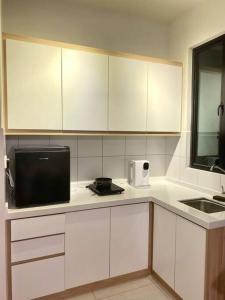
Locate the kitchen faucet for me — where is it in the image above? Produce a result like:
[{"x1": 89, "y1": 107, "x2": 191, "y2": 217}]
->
[{"x1": 210, "y1": 163, "x2": 225, "y2": 174}]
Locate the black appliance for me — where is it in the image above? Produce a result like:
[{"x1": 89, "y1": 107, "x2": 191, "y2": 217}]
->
[
  {"x1": 87, "y1": 177, "x2": 124, "y2": 196},
  {"x1": 11, "y1": 146, "x2": 70, "y2": 207}
]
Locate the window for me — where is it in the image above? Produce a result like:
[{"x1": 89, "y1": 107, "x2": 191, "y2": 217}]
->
[{"x1": 191, "y1": 35, "x2": 225, "y2": 173}]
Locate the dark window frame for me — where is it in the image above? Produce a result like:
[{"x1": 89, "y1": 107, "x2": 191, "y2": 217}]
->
[{"x1": 191, "y1": 34, "x2": 225, "y2": 173}]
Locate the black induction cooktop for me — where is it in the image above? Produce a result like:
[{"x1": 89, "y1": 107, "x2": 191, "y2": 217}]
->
[{"x1": 87, "y1": 183, "x2": 125, "y2": 196}]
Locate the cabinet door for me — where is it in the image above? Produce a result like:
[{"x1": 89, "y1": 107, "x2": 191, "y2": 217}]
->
[
  {"x1": 6, "y1": 39, "x2": 62, "y2": 130},
  {"x1": 175, "y1": 216, "x2": 206, "y2": 300},
  {"x1": 65, "y1": 208, "x2": 110, "y2": 289},
  {"x1": 108, "y1": 56, "x2": 148, "y2": 131},
  {"x1": 12, "y1": 256, "x2": 64, "y2": 300},
  {"x1": 110, "y1": 203, "x2": 149, "y2": 277},
  {"x1": 62, "y1": 49, "x2": 108, "y2": 130},
  {"x1": 153, "y1": 205, "x2": 176, "y2": 288},
  {"x1": 147, "y1": 63, "x2": 182, "y2": 132}
]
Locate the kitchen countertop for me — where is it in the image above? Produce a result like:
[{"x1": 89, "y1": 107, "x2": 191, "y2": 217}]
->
[{"x1": 6, "y1": 179, "x2": 225, "y2": 229}]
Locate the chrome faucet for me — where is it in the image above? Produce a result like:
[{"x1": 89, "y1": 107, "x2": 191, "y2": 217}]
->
[{"x1": 210, "y1": 163, "x2": 225, "y2": 174}]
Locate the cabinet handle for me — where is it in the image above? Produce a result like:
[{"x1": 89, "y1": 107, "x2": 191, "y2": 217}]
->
[{"x1": 217, "y1": 104, "x2": 224, "y2": 116}]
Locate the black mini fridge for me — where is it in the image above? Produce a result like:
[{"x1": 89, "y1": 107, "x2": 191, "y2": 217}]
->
[{"x1": 13, "y1": 146, "x2": 70, "y2": 207}]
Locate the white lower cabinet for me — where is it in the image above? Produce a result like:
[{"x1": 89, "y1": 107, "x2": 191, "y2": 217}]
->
[
  {"x1": 153, "y1": 204, "x2": 206, "y2": 300},
  {"x1": 65, "y1": 208, "x2": 110, "y2": 289},
  {"x1": 153, "y1": 205, "x2": 176, "y2": 288},
  {"x1": 110, "y1": 203, "x2": 149, "y2": 277},
  {"x1": 175, "y1": 216, "x2": 206, "y2": 300},
  {"x1": 12, "y1": 256, "x2": 65, "y2": 300}
]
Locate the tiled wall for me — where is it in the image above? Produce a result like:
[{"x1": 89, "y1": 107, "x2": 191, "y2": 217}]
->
[
  {"x1": 6, "y1": 134, "x2": 224, "y2": 192},
  {"x1": 166, "y1": 131, "x2": 225, "y2": 193},
  {"x1": 6, "y1": 135, "x2": 177, "y2": 182}
]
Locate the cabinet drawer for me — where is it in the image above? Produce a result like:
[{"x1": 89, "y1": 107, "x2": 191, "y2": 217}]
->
[
  {"x1": 11, "y1": 234, "x2": 65, "y2": 263},
  {"x1": 12, "y1": 256, "x2": 65, "y2": 300},
  {"x1": 11, "y1": 214, "x2": 65, "y2": 241}
]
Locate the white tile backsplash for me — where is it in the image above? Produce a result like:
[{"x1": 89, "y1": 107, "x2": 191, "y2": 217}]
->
[
  {"x1": 70, "y1": 158, "x2": 78, "y2": 181},
  {"x1": 125, "y1": 136, "x2": 147, "y2": 156},
  {"x1": 78, "y1": 157, "x2": 102, "y2": 181},
  {"x1": 78, "y1": 137, "x2": 102, "y2": 157},
  {"x1": 166, "y1": 155, "x2": 181, "y2": 180},
  {"x1": 50, "y1": 136, "x2": 77, "y2": 157},
  {"x1": 18, "y1": 136, "x2": 50, "y2": 146},
  {"x1": 103, "y1": 156, "x2": 125, "y2": 179},
  {"x1": 103, "y1": 137, "x2": 125, "y2": 156},
  {"x1": 147, "y1": 155, "x2": 166, "y2": 177},
  {"x1": 146, "y1": 137, "x2": 166, "y2": 155},
  {"x1": 166, "y1": 136, "x2": 180, "y2": 156},
  {"x1": 6, "y1": 134, "x2": 200, "y2": 184},
  {"x1": 197, "y1": 169, "x2": 221, "y2": 193},
  {"x1": 179, "y1": 159, "x2": 198, "y2": 185}
]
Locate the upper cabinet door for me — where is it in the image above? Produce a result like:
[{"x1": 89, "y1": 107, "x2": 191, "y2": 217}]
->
[
  {"x1": 147, "y1": 63, "x2": 182, "y2": 132},
  {"x1": 62, "y1": 49, "x2": 108, "y2": 131},
  {"x1": 108, "y1": 56, "x2": 148, "y2": 131},
  {"x1": 6, "y1": 39, "x2": 62, "y2": 130}
]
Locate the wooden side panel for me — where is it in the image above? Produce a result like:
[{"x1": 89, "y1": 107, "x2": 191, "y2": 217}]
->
[{"x1": 205, "y1": 227, "x2": 225, "y2": 300}]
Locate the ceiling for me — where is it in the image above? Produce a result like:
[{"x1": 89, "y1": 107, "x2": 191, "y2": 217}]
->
[{"x1": 69, "y1": 0, "x2": 205, "y2": 23}]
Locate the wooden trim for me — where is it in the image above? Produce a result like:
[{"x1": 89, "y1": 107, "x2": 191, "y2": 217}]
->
[
  {"x1": 4, "y1": 129, "x2": 181, "y2": 136},
  {"x1": 204, "y1": 227, "x2": 225, "y2": 300},
  {"x1": 36, "y1": 269, "x2": 151, "y2": 300},
  {"x1": 3, "y1": 33, "x2": 182, "y2": 67},
  {"x1": 11, "y1": 232, "x2": 65, "y2": 243},
  {"x1": 148, "y1": 202, "x2": 154, "y2": 271},
  {"x1": 6, "y1": 221, "x2": 12, "y2": 300},
  {"x1": 2, "y1": 40, "x2": 8, "y2": 129},
  {"x1": 11, "y1": 252, "x2": 65, "y2": 266},
  {"x1": 151, "y1": 270, "x2": 182, "y2": 300}
]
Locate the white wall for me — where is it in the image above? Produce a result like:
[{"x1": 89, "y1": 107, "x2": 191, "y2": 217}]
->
[
  {"x1": 167, "y1": 0, "x2": 225, "y2": 192},
  {"x1": 2, "y1": 0, "x2": 169, "y2": 58}
]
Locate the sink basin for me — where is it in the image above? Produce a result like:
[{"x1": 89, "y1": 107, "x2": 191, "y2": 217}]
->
[{"x1": 180, "y1": 198, "x2": 225, "y2": 214}]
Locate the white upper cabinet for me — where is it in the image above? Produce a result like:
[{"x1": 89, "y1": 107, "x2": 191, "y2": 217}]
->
[
  {"x1": 147, "y1": 63, "x2": 182, "y2": 132},
  {"x1": 62, "y1": 49, "x2": 108, "y2": 131},
  {"x1": 6, "y1": 39, "x2": 62, "y2": 130},
  {"x1": 108, "y1": 56, "x2": 148, "y2": 131}
]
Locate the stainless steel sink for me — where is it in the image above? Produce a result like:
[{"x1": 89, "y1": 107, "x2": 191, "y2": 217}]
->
[{"x1": 180, "y1": 198, "x2": 225, "y2": 214}]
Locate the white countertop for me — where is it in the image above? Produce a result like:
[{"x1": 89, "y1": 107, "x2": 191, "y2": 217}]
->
[{"x1": 6, "y1": 179, "x2": 225, "y2": 229}]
